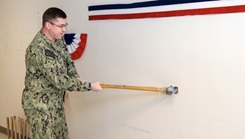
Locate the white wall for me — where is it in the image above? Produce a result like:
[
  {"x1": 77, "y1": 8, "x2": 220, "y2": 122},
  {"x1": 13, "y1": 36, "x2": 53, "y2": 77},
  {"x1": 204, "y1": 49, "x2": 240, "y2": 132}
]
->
[{"x1": 1, "y1": 0, "x2": 245, "y2": 139}]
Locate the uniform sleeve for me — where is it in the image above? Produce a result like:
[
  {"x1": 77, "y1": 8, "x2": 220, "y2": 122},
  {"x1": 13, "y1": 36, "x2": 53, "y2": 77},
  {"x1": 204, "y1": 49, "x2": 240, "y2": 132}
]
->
[
  {"x1": 35, "y1": 48, "x2": 91, "y2": 92},
  {"x1": 67, "y1": 59, "x2": 79, "y2": 78}
]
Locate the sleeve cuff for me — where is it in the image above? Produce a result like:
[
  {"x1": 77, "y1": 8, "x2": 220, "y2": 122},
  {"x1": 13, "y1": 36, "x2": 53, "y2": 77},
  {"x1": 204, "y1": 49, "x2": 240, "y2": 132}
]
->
[{"x1": 87, "y1": 83, "x2": 92, "y2": 91}]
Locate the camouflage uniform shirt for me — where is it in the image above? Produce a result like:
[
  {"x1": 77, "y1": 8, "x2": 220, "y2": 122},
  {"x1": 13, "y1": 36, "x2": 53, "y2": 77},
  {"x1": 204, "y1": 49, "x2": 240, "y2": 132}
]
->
[{"x1": 22, "y1": 30, "x2": 91, "y2": 110}]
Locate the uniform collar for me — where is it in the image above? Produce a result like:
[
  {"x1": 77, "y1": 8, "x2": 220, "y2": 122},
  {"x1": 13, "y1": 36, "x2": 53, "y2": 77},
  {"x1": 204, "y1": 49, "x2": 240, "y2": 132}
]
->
[{"x1": 39, "y1": 30, "x2": 64, "y2": 52}]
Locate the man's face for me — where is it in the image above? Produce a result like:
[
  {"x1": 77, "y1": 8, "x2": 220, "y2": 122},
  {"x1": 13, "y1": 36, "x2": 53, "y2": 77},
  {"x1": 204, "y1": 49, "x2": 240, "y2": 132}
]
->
[{"x1": 48, "y1": 18, "x2": 67, "y2": 40}]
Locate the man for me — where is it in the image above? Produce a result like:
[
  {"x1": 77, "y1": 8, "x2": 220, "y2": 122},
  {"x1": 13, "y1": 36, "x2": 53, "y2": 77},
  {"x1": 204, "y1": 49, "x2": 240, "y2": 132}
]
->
[{"x1": 22, "y1": 7, "x2": 102, "y2": 139}]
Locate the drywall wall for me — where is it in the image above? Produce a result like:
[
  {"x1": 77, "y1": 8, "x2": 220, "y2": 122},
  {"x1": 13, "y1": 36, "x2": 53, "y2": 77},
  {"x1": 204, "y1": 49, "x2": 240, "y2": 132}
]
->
[{"x1": 1, "y1": 0, "x2": 245, "y2": 139}]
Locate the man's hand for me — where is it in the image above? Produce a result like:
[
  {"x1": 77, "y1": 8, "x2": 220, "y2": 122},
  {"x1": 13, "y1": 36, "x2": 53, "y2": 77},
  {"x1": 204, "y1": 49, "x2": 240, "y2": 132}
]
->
[{"x1": 91, "y1": 82, "x2": 103, "y2": 92}]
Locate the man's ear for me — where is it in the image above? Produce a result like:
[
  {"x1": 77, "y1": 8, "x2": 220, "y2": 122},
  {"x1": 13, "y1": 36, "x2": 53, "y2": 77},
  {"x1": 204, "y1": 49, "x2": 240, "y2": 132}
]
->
[{"x1": 45, "y1": 22, "x2": 52, "y2": 29}]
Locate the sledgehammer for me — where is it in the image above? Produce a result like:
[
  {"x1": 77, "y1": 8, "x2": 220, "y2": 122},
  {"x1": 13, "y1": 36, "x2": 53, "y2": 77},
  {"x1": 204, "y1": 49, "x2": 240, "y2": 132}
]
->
[{"x1": 101, "y1": 84, "x2": 178, "y2": 95}]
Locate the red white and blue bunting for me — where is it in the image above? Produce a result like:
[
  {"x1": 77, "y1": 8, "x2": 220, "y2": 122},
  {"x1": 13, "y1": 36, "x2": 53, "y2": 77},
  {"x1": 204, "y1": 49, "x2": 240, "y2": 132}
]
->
[
  {"x1": 89, "y1": 0, "x2": 245, "y2": 20},
  {"x1": 64, "y1": 33, "x2": 87, "y2": 60}
]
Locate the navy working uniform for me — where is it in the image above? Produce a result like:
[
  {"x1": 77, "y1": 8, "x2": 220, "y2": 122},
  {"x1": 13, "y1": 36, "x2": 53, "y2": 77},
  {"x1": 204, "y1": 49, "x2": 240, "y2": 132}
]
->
[{"x1": 22, "y1": 30, "x2": 91, "y2": 139}]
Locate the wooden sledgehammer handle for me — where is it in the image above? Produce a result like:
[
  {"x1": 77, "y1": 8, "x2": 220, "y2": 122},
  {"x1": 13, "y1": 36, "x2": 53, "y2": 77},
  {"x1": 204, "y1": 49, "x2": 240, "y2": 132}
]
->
[{"x1": 101, "y1": 84, "x2": 178, "y2": 95}]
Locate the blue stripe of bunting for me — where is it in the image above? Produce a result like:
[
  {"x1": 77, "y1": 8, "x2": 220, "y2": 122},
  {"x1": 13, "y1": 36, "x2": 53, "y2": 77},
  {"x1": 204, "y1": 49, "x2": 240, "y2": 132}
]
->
[
  {"x1": 89, "y1": 0, "x2": 219, "y2": 11},
  {"x1": 64, "y1": 33, "x2": 75, "y2": 45}
]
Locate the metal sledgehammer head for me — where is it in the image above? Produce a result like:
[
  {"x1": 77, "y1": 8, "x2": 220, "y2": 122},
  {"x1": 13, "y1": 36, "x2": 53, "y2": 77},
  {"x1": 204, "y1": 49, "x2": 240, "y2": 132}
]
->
[{"x1": 166, "y1": 86, "x2": 179, "y2": 95}]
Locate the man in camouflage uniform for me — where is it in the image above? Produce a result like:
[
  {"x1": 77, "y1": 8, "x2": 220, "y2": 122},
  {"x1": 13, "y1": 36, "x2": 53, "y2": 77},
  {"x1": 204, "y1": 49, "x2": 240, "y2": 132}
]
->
[{"x1": 22, "y1": 7, "x2": 102, "y2": 139}]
